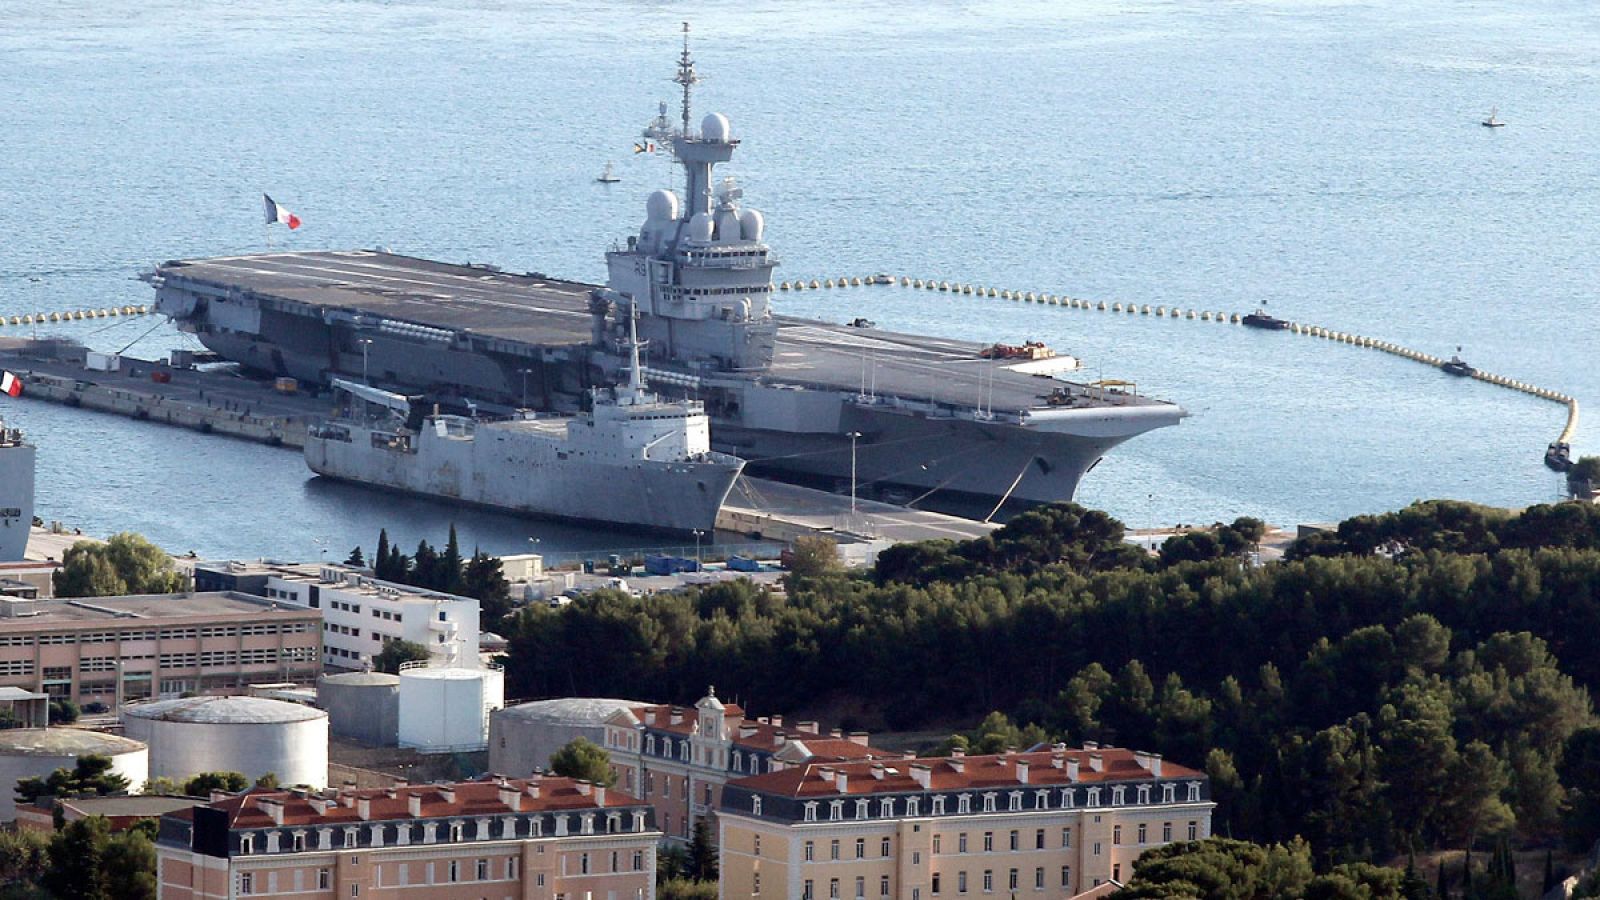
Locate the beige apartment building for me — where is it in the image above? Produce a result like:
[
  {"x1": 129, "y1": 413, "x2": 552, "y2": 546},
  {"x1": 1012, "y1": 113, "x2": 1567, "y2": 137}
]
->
[
  {"x1": 717, "y1": 744, "x2": 1214, "y2": 900},
  {"x1": 155, "y1": 776, "x2": 659, "y2": 900},
  {"x1": 0, "y1": 592, "x2": 321, "y2": 708},
  {"x1": 603, "y1": 688, "x2": 889, "y2": 844}
]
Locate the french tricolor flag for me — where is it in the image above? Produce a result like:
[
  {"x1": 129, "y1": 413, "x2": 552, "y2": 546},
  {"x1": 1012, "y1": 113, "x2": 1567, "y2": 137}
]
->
[
  {"x1": 1, "y1": 372, "x2": 22, "y2": 397},
  {"x1": 263, "y1": 194, "x2": 302, "y2": 230}
]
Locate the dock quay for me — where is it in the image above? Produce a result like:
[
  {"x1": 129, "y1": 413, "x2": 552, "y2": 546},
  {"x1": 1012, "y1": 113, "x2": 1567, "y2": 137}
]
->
[{"x1": 0, "y1": 339, "x2": 996, "y2": 549}]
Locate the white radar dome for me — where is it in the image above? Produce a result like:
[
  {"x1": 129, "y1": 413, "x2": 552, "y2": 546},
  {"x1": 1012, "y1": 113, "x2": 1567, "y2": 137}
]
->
[
  {"x1": 646, "y1": 189, "x2": 680, "y2": 222},
  {"x1": 738, "y1": 208, "x2": 765, "y2": 242},
  {"x1": 702, "y1": 113, "x2": 731, "y2": 142},
  {"x1": 687, "y1": 212, "x2": 715, "y2": 242},
  {"x1": 715, "y1": 208, "x2": 742, "y2": 243}
]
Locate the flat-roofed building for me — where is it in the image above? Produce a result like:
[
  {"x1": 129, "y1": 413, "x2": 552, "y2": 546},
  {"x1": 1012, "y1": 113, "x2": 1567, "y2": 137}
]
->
[
  {"x1": 717, "y1": 743, "x2": 1214, "y2": 900},
  {"x1": 155, "y1": 776, "x2": 659, "y2": 900},
  {"x1": 603, "y1": 687, "x2": 890, "y2": 845},
  {"x1": 0, "y1": 592, "x2": 320, "y2": 708},
  {"x1": 193, "y1": 561, "x2": 478, "y2": 670}
]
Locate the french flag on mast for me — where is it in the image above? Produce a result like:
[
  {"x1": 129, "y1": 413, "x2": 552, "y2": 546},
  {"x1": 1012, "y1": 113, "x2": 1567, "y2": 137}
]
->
[
  {"x1": 263, "y1": 194, "x2": 302, "y2": 230},
  {"x1": 0, "y1": 372, "x2": 22, "y2": 398}
]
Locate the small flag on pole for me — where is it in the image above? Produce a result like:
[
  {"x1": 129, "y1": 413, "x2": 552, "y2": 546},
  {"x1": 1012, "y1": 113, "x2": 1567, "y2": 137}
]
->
[
  {"x1": 1, "y1": 372, "x2": 22, "y2": 397},
  {"x1": 263, "y1": 194, "x2": 302, "y2": 230}
]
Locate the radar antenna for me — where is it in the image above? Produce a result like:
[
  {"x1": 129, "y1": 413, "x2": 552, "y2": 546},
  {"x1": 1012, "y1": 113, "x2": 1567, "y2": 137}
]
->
[
  {"x1": 625, "y1": 303, "x2": 650, "y2": 403},
  {"x1": 674, "y1": 22, "x2": 698, "y2": 137}
]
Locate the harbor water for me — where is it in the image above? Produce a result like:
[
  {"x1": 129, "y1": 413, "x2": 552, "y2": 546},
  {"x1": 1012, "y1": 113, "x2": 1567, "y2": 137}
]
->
[{"x1": 2, "y1": 0, "x2": 1596, "y2": 559}]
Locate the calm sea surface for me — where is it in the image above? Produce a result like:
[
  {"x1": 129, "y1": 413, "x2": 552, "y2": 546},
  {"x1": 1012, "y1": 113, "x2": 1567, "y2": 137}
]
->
[{"x1": 2, "y1": 0, "x2": 1597, "y2": 559}]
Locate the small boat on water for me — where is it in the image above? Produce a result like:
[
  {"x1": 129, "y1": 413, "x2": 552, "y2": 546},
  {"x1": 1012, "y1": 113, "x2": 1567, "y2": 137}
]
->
[
  {"x1": 597, "y1": 162, "x2": 621, "y2": 184},
  {"x1": 1241, "y1": 307, "x2": 1289, "y2": 330},
  {"x1": 1441, "y1": 348, "x2": 1475, "y2": 377},
  {"x1": 1546, "y1": 441, "x2": 1574, "y2": 472},
  {"x1": 1482, "y1": 107, "x2": 1506, "y2": 128}
]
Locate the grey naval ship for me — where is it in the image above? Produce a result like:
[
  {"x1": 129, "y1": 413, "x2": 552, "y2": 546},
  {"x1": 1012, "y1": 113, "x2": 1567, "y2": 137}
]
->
[
  {"x1": 305, "y1": 314, "x2": 744, "y2": 533},
  {"x1": 147, "y1": 31, "x2": 1185, "y2": 516}
]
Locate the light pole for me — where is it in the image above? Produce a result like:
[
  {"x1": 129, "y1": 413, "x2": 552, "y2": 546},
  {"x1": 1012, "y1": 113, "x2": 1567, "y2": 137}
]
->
[
  {"x1": 846, "y1": 432, "x2": 863, "y2": 513},
  {"x1": 357, "y1": 338, "x2": 373, "y2": 385},
  {"x1": 692, "y1": 530, "x2": 704, "y2": 566}
]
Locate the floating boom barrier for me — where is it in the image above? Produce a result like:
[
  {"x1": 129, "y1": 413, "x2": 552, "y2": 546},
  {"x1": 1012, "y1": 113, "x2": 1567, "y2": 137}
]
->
[
  {"x1": 0, "y1": 305, "x2": 151, "y2": 326},
  {"x1": 782, "y1": 275, "x2": 1580, "y2": 461}
]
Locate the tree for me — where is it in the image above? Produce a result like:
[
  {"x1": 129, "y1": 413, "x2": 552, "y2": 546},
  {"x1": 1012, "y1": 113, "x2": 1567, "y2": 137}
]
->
[
  {"x1": 49, "y1": 698, "x2": 80, "y2": 725},
  {"x1": 54, "y1": 533, "x2": 186, "y2": 598},
  {"x1": 465, "y1": 549, "x2": 513, "y2": 624},
  {"x1": 0, "y1": 828, "x2": 49, "y2": 886},
  {"x1": 439, "y1": 525, "x2": 466, "y2": 594},
  {"x1": 785, "y1": 535, "x2": 840, "y2": 578},
  {"x1": 16, "y1": 755, "x2": 130, "y2": 806},
  {"x1": 43, "y1": 816, "x2": 110, "y2": 900},
  {"x1": 181, "y1": 772, "x2": 249, "y2": 797},
  {"x1": 372, "y1": 640, "x2": 430, "y2": 674},
  {"x1": 412, "y1": 540, "x2": 440, "y2": 590},
  {"x1": 344, "y1": 546, "x2": 365, "y2": 567},
  {"x1": 548, "y1": 737, "x2": 616, "y2": 787},
  {"x1": 1560, "y1": 727, "x2": 1600, "y2": 850},
  {"x1": 374, "y1": 530, "x2": 393, "y2": 579},
  {"x1": 688, "y1": 819, "x2": 718, "y2": 881},
  {"x1": 102, "y1": 829, "x2": 156, "y2": 900}
]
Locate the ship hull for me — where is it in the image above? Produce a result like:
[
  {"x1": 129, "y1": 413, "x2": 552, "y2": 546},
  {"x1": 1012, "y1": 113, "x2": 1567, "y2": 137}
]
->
[
  {"x1": 0, "y1": 443, "x2": 34, "y2": 562},
  {"x1": 304, "y1": 431, "x2": 741, "y2": 534}
]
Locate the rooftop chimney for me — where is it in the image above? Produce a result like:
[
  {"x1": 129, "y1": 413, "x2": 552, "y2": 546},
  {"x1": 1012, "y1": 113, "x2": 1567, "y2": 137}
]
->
[
  {"x1": 1016, "y1": 760, "x2": 1030, "y2": 785},
  {"x1": 901, "y1": 750, "x2": 916, "y2": 760},
  {"x1": 949, "y1": 756, "x2": 965, "y2": 775},
  {"x1": 499, "y1": 786, "x2": 522, "y2": 811},
  {"x1": 670, "y1": 708, "x2": 684, "y2": 726},
  {"x1": 910, "y1": 764, "x2": 932, "y2": 790},
  {"x1": 950, "y1": 747, "x2": 965, "y2": 758},
  {"x1": 817, "y1": 767, "x2": 834, "y2": 782},
  {"x1": 407, "y1": 794, "x2": 423, "y2": 817},
  {"x1": 526, "y1": 779, "x2": 542, "y2": 800},
  {"x1": 1066, "y1": 758, "x2": 1080, "y2": 782},
  {"x1": 1082, "y1": 741, "x2": 1099, "y2": 751},
  {"x1": 1149, "y1": 753, "x2": 1163, "y2": 777},
  {"x1": 828, "y1": 727, "x2": 842, "y2": 739},
  {"x1": 1050, "y1": 753, "x2": 1065, "y2": 769},
  {"x1": 774, "y1": 732, "x2": 787, "y2": 747},
  {"x1": 645, "y1": 709, "x2": 657, "y2": 725},
  {"x1": 848, "y1": 731, "x2": 871, "y2": 747},
  {"x1": 740, "y1": 724, "x2": 758, "y2": 739},
  {"x1": 770, "y1": 715, "x2": 783, "y2": 728},
  {"x1": 575, "y1": 781, "x2": 592, "y2": 796},
  {"x1": 438, "y1": 786, "x2": 457, "y2": 804},
  {"x1": 798, "y1": 721, "x2": 819, "y2": 735},
  {"x1": 835, "y1": 771, "x2": 849, "y2": 793},
  {"x1": 308, "y1": 796, "x2": 330, "y2": 815},
  {"x1": 870, "y1": 764, "x2": 886, "y2": 781},
  {"x1": 593, "y1": 784, "x2": 606, "y2": 806},
  {"x1": 1089, "y1": 753, "x2": 1104, "y2": 772},
  {"x1": 258, "y1": 798, "x2": 286, "y2": 826},
  {"x1": 357, "y1": 798, "x2": 372, "y2": 820}
]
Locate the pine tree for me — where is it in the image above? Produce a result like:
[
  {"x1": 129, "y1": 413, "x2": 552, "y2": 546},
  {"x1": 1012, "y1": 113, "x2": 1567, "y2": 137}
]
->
[
  {"x1": 344, "y1": 546, "x2": 365, "y2": 567},
  {"x1": 440, "y1": 525, "x2": 465, "y2": 594},
  {"x1": 688, "y1": 818, "x2": 718, "y2": 882},
  {"x1": 375, "y1": 530, "x2": 391, "y2": 578},
  {"x1": 413, "y1": 540, "x2": 439, "y2": 589}
]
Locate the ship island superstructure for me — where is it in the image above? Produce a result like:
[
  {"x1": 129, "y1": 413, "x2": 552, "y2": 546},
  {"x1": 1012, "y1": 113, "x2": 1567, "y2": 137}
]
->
[
  {"x1": 304, "y1": 314, "x2": 745, "y2": 533},
  {"x1": 147, "y1": 28, "x2": 1184, "y2": 515}
]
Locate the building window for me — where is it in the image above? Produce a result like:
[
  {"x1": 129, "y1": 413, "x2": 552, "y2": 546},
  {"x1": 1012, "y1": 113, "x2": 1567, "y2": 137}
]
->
[
  {"x1": 477, "y1": 859, "x2": 489, "y2": 880},
  {"x1": 752, "y1": 797, "x2": 762, "y2": 816},
  {"x1": 1062, "y1": 828, "x2": 1071, "y2": 849},
  {"x1": 449, "y1": 861, "x2": 460, "y2": 883},
  {"x1": 804, "y1": 880, "x2": 814, "y2": 900},
  {"x1": 1113, "y1": 864, "x2": 1122, "y2": 882},
  {"x1": 1188, "y1": 821, "x2": 1198, "y2": 840},
  {"x1": 240, "y1": 835, "x2": 254, "y2": 855},
  {"x1": 830, "y1": 878, "x2": 840, "y2": 899},
  {"x1": 1061, "y1": 867, "x2": 1071, "y2": 889},
  {"x1": 804, "y1": 802, "x2": 819, "y2": 822},
  {"x1": 830, "y1": 800, "x2": 845, "y2": 821},
  {"x1": 1035, "y1": 868, "x2": 1044, "y2": 890},
  {"x1": 958, "y1": 833, "x2": 968, "y2": 854},
  {"x1": 958, "y1": 872, "x2": 967, "y2": 894},
  {"x1": 1113, "y1": 826, "x2": 1122, "y2": 845},
  {"x1": 933, "y1": 835, "x2": 942, "y2": 854},
  {"x1": 982, "y1": 871, "x2": 993, "y2": 893},
  {"x1": 1162, "y1": 784, "x2": 1176, "y2": 803},
  {"x1": 632, "y1": 851, "x2": 643, "y2": 871},
  {"x1": 855, "y1": 876, "x2": 866, "y2": 899},
  {"x1": 805, "y1": 841, "x2": 815, "y2": 862},
  {"x1": 344, "y1": 829, "x2": 358, "y2": 848},
  {"x1": 510, "y1": 858, "x2": 520, "y2": 879},
  {"x1": 1009, "y1": 831, "x2": 1018, "y2": 851},
  {"x1": 1009, "y1": 792, "x2": 1023, "y2": 811},
  {"x1": 318, "y1": 869, "x2": 331, "y2": 890},
  {"x1": 881, "y1": 876, "x2": 890, "y2": 897},
  {"x1": 754, "y1": 835, "x2": 762, "y2": 857},
  {"x1": 450, "y1": 823, "x2": 464, "y2": 842},
  {"x1": 1093, "y1": 842, "x2": 1102, "y2": 857},
  {"x1": 1163, "y1": 822, "x2": 1172, "y2": 843},
  {"x1": 349, "y1": 887, "x2": 359, "y2": 898},
  {"x1": 1138, "y1": 823, "x2": 1148, "y2": 844},
  {"x1": 932, "y1": 796, "x2": 944, "y2": 816},
  {"x1": 580, "y1": 853, "x2": 590, "y2": 875},
  {"x1": 983, "y1": 832, "x2": 993, "y2": 852},
  {"x1": 881, "y1": 837, "x2": 891, "y2": 857},
  {"x1": 292, "y1": 833, "x2": 307, "y2": 852},
  {"x1": 932, "y1": 873, "x2": 942, "y2": 895},
  {"x1": 856, "y1": 838, "x2": 865, "y2": 859},
  {"x1": 754, "y1": 873, "x2": 761, "y2": 895},
  {"x1": 1112, "y1": 786, "x2": 1126, "y2": 806},
  {"x1": 240, "y1": 873, "x2": 254, "y2": 895},
  {"x1": 957, "y1": 795, "x2": 971, "y2": 814},
  {"x1": 831, "y1": 840, "x2": 841, "y2": 861},
  {"x1": 1188, "y1": 783, "x2": 1202, "y2": 802}
]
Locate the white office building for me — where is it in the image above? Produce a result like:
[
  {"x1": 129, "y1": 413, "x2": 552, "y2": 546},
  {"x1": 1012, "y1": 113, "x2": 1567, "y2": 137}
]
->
[{"x1": 193, "y1": 561, "x2": 480, "y2": 671}]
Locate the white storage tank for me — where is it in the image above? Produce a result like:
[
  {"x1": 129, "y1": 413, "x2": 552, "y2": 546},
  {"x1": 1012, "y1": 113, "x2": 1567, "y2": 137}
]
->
[
  {"x1": 121, "y1": 696, "x2": 327, "y2": 789},
  {"x1": 0, "y1": 728, "x2": 148, "y2": 822},
  {"x1": 397, "y1": 663, "x2": 504, "y2": 753}
]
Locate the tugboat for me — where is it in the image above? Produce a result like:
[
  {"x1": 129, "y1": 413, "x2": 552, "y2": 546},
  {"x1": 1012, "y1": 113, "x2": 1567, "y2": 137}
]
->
[
  {"x1": 1441, "y1": 348, "x2": 1475, "y2": 377},
  {"x1": 1241, "y1": 304, "x2": 1290, "y2": 330},
  {"x1": 1546, "y1": 441, "x2": 1574, "y2": 472},
  {"x1": 1482, "y1": 107, "x2": 1506, "y2": 128}
]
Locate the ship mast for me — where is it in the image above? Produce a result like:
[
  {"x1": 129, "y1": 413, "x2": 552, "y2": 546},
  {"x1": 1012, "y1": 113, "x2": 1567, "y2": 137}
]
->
[
  {"x1": 623, "y1": 303, "x2": 649, "y2": 404},
  {"x1": 674, "y1": 22, "x2": 697, "y2": 139}
]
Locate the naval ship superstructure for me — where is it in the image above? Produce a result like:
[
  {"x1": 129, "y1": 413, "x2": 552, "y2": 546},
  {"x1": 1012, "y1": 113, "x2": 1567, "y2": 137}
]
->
[
  {"x1": 305, "y1": 313, "x2": 744, "y2": 533},
  {"x1": 0, "y1": 418, "x2": 35, "y2": 561},
  {"x1": 147, "y1": 31, "x2": 1184, "y2": 515}
]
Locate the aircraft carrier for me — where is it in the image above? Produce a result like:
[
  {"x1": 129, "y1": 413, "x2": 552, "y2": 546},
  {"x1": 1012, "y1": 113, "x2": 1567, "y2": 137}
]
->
[{"x1": 146, "y1": 31, "x2": 1184, "y2": 515}]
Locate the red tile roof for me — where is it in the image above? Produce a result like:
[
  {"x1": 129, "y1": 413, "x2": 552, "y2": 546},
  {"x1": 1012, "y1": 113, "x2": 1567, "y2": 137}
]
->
[
  {"x1": 623, "y1": 703, "x2": 885, "y2": 761},
  {"x1": 729, "y1": 747, "x2": 1201, "y2": 798},
  {"x1": 206, "y1": 777, "x2": 640, "y2": 828}
]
